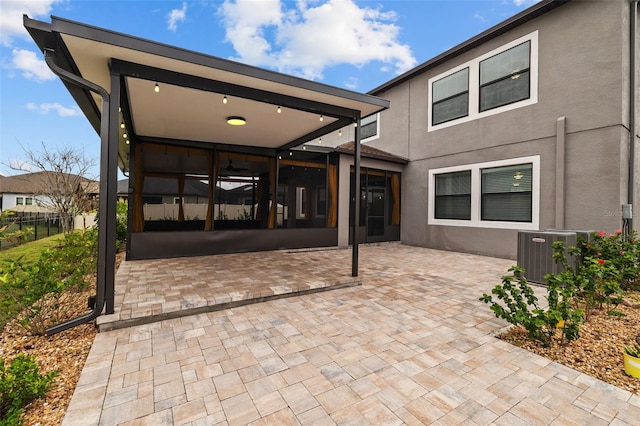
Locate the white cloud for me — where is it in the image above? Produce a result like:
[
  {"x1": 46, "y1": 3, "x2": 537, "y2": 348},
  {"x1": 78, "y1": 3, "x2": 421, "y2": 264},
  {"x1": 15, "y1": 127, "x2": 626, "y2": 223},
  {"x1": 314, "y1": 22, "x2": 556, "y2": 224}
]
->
[
  {"x1": 513, "y1": 0, "x2": 541, "y2": 6},
  {"x1": 219, "y1": 0, "x2": 416, "y2": 81},
  {"x1": 11, "y1": 49, "x2": 55, "y2": 82},
  {"x1": 0, "y1": 0, "x2": 62, "y2": 47},
  {"x1": 168, "y1": 2, "x2": 188, "y2": 31},
  {"x1": 343, "y1": 77, "x2": 358, "y2": 90},
  {"x1": 26, "y1": 102, "x2": 80, "y2": 117}
]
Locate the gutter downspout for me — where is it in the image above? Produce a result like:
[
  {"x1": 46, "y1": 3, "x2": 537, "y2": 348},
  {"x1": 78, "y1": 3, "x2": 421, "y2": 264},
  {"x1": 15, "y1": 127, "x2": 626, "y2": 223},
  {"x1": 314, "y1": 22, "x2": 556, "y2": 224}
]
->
[
  {"x1": 43, "y1": 48, "x2": 110, "y2": 336},
  {"x1": 630, "y1": 0, "x2": 638, "y2": 230}
]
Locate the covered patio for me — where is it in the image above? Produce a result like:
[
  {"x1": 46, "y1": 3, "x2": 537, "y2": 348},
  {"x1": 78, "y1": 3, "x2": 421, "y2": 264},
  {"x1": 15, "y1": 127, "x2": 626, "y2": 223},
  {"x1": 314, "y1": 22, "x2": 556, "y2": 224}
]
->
[{"x1": 24, "y1": 15, "x2": 389, "y2": 334}]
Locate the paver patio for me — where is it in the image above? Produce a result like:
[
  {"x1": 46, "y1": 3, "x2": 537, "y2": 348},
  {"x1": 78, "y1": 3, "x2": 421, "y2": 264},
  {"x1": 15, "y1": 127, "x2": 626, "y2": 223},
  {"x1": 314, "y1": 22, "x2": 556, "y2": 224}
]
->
[{"x1": 65, "y1": 244, "x2": 640, "y2": 425}]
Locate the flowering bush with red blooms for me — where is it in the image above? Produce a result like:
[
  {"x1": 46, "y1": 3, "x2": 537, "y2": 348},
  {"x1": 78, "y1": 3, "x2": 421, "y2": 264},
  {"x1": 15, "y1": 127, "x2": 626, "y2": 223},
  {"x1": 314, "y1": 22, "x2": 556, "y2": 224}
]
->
[
  {"x1": 579, "y1": 230, "x2": 640, "y2": 291},
  {"x1": 482, "y1": 230, "x2": 639, "y2": 348}
]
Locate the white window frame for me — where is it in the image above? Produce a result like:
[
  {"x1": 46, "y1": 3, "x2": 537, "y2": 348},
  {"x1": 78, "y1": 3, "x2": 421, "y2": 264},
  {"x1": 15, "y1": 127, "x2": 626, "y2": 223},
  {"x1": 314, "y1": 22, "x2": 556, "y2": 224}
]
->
[
  {"x1": 428, "y1": 31, "x2": 538, "y2": 132},
  {"x1": 428, "y1": 155, "x2": 540, "y2": 230},
  {"x1": 360, "y1": 113, "x2": 380, "y2": 143}
]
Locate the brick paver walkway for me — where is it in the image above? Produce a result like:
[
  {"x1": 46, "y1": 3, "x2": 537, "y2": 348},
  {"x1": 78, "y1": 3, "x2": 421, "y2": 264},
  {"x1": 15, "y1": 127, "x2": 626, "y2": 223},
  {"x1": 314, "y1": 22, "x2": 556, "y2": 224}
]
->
[{"x1": 64, "y1": 244, "x2": 640, "y2": 425}]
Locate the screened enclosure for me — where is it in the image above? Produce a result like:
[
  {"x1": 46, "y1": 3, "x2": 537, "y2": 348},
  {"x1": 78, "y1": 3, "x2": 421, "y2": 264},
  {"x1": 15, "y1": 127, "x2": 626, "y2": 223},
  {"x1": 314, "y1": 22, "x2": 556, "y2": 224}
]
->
[{"x1": 130, "y1": 142, "x2": 340, "y2": 234}]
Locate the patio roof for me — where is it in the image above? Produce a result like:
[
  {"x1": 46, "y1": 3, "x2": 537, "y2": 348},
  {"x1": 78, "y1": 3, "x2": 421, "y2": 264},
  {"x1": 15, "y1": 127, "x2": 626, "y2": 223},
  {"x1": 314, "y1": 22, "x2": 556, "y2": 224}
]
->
[
  {"x1": 24, "y1": 15, "x2": 385, "y2": 335},
  {"x1": 23, "y1": 15, "x2": 389, "y2": 173}
]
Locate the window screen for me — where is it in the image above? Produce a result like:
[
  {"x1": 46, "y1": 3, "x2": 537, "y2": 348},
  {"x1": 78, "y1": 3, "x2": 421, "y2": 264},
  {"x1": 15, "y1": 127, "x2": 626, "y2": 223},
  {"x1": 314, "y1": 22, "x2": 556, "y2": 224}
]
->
[
  {"x1": 481, "y1": 163, "x2": 532, "y2": 222},
  {"x1": 432, "y1": 68, "x2": 469, "y2": 125},
  {"x1": 479, "y1": 41, "x2": 530, "y2": 112},
  {"x1": 435, "y1": 170, "x2": 471, "y2": 220}
]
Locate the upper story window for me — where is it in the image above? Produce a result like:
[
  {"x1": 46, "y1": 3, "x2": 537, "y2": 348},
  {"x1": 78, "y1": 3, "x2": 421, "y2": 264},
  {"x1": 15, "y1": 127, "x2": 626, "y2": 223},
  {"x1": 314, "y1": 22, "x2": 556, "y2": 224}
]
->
[
  {"x1": 360, "y1": 113, "x2": 379, "y2": 141},
  {"x1": 480, "y1": 41, "x2": 530, "y2": 112},
  {"x1": 16, "y1": 197, "x2": 24, "y2": 205},
  {"x1": 25, "y1": 198, "x2": 33, "y2": 206},
  {"x1": 428, "y1": 31, "x2": 538, "y2": 132},
  {"x1": 432, "y1": 68, "x2": 469, "y2": 125}
]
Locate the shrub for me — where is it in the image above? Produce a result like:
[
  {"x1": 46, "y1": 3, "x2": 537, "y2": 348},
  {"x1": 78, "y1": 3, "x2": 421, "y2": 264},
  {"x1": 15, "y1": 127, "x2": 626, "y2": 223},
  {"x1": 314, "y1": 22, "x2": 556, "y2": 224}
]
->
[
  {"x1": 481, "y1": 230, "x2": 639, "y2": 348},
  {"x1": 0, "y1": 230, "x2": 97, "y2": 335},
  {"x1": 480, "y1": 266, "x2": 583, "y2": 346},
  {"x1": 550, "y1": 240, "x2": 623, "y2": 320},
  {"x1": 115, "y1": 201, "x2": 128, "y2": 249},
  {"x1": 94, "y1": 201, "x2": 128, "y2": 251},
  {"x1": 0, "y1": 211, "x2": 30, "y2": 248},
  {"x1": 0, "y1": 354, "x2": 58, "y2": 426},
  {"x1": 580, "y1": 230, "x2": 640, "y2": 291}
]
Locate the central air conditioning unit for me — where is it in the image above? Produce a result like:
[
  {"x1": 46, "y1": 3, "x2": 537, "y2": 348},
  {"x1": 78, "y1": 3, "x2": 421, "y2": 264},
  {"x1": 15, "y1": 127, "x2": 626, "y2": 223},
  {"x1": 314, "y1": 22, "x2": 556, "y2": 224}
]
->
[{"x1": 516, "y1": 231, "x2": 579, "y2": 284}]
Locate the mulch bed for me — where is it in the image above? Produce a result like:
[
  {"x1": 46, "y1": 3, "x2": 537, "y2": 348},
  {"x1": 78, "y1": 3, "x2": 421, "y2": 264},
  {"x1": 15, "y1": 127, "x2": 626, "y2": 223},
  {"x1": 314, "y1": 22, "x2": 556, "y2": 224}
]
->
[
  {"x1": 0, "y1": 251, "x2": 124, "y2": 426},
  {"x1": 498, "y1": 292, "x2": 640, "y2": 395},
  {"x1": 0, "y1": 291, "x2": 97, "y2": 425}
]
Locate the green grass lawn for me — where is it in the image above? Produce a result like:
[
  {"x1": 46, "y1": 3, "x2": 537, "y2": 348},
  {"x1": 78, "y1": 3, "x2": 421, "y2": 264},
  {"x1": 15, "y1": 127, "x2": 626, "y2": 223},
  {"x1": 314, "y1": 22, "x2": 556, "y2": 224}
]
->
[{"x1": 0, "y1": 234, "x2": 65, "y2": 265}]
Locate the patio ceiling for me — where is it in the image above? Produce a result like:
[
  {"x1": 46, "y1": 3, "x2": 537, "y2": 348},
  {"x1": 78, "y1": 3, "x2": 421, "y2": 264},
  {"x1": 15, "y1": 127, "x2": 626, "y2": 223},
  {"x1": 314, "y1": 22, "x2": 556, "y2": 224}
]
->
[{"x1": 24, "y1": 16, "x2": 389, "y2": 172}]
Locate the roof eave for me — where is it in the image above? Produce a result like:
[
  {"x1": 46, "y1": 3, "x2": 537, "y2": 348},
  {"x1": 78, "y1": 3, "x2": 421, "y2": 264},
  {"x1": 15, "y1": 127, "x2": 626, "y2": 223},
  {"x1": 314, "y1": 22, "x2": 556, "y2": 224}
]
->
[
  {"x1": 335, "y1": 147, "x2": 408, "y2": 165},
  {"x1": 23, "y1": 15, "x2": 103, "y2": 135},
  {"x1": 47, "y1": 15, "x2": 389, "y2": 113}
]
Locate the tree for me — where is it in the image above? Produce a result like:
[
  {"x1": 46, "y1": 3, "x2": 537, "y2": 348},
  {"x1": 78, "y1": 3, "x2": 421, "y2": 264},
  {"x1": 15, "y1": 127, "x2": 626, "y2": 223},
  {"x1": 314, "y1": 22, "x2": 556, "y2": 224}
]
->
[{"x1": 10, "y1": 143, "x2": 97, "y2": 233}]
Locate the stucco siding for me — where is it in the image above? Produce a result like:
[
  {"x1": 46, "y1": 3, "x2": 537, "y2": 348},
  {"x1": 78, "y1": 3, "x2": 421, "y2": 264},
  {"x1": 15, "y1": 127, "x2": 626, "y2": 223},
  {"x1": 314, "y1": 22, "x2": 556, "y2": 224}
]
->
[
  {"x1": 563, "y1": 126, "x2": 628, "y2": 232},
  {"x1": 375, "y1": 0, "x2": 633, "y2": 258}
]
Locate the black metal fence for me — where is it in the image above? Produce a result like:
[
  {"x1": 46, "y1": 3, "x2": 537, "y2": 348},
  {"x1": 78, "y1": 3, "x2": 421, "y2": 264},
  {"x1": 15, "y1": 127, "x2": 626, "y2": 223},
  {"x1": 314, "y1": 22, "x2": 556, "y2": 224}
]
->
[{"x1": 0, "y1": 212, "x2": 72, "y2": 250}]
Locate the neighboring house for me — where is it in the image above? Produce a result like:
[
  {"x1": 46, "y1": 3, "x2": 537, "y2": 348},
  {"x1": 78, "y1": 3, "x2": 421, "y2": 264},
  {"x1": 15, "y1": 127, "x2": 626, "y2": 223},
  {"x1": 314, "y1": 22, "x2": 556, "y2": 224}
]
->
[{"x1": 0, "y1": 172, "x2": 99, "y2": 213}]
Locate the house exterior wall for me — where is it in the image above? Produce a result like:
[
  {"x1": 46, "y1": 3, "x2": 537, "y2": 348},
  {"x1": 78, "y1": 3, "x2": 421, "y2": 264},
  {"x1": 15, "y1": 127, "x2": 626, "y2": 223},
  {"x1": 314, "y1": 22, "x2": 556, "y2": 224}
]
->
[
  {"x1": 371, "y1": 0, "x2": 635, "y2": 259},
  {"x1": 0, "y1": 193, "x2": 47, "y2": 212},
  {"x1": 1, "y1": 194, "x2": 21, "y2": 211}
]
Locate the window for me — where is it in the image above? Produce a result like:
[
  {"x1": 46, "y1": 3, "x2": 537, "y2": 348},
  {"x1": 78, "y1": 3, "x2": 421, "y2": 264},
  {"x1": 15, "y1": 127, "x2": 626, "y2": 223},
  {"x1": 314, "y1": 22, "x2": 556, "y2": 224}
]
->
[
  {"x1": 25, "y1": 198, "x2": 33, "y2": 206},
  {"x1": 432, "y1": 68, "x2": 469, "y2": 125},
  {"x1": 428, "y1": 156, "x2": 539, "y2": 230},
  {"x1": 16, "y1": 197, "x2": 23, "y2": 205},
  {"x1": 360, "y1": 113, "x2": 379, "y2": 141},
  {"x1": 428, "y1": 31, "x2": 538, "y2": 131},
  {"x1": 481, "y1": 164, "x2": 532, "y2": 222},
  {"x1": 434, "y1": 171, "x2": 471, "y2": 220},
  {"x1": 480, "y1": 41, "x2": 530, "y2": 112}
]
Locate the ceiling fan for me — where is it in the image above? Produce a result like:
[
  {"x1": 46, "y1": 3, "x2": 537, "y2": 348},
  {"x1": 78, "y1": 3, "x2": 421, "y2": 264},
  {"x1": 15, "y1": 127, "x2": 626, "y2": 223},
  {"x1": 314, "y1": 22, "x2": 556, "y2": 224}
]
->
[{"x1": 225, "y1": 159, "x2": 249, "y2": 172}]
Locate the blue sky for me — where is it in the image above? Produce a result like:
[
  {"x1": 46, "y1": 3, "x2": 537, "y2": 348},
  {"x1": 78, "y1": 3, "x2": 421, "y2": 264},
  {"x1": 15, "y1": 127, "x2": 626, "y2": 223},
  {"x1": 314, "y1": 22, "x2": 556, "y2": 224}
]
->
[{"x1": 0, "y1": 0, "x2": 540, "y2": 178}]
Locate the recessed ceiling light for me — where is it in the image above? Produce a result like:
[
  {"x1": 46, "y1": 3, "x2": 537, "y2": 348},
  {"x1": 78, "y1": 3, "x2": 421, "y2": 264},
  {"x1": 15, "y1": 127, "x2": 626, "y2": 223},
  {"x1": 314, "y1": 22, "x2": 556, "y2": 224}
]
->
[{"x1": 227, "y1": 116, "x2": 246, "y2": 126}]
